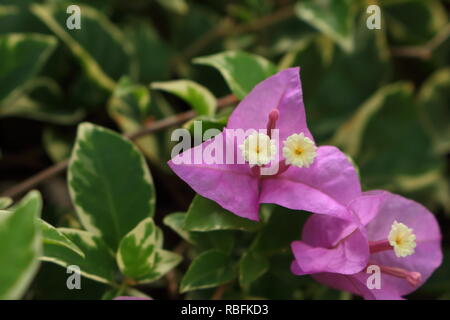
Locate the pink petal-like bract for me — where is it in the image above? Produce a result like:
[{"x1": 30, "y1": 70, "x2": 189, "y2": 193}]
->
[
  {"x1": 168, "y1": 67, "x2": 359, "y2": 221},
  {"x1": 291, "y1": 191, "x2": 442, "y2": 300}
]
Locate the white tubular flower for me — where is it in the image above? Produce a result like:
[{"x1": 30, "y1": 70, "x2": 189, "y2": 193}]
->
[
  {"x1": 388, "y1": 221, "x2": 417, "y2": 258},
  {"x1": 239, "y1": 132, "x2": 276, "y2": 167},
  {"x1": 282, "y1": 133, "x2": 317, "y2": 168}
]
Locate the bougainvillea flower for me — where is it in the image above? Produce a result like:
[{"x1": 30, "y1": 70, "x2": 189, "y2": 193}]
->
[
  {"x1": 168, "y1": 68, "x2": 360, "y2": 221},
  {"x1": 291, "y1": 191, "x2": 442, "y2": 300}
]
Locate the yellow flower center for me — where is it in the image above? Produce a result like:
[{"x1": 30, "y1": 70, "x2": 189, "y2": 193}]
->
[
  {"x1": 294, "y1": 147, "x2": 303, "y2": 155},
  {"x1": 239, "y1": 132, "x2": 276, "y2": 167},
  {"x1": 388, "y1": 221, "x2": 416, "y2": 258},
  {"x1": 282, "y1": 133, "x2": 317, "y2": 168}
]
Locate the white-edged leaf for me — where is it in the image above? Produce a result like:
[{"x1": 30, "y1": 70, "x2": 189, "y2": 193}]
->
[
  {"x1": 31, "y1": 3, "x2": 131, "y2": 91},
  {"x1": 151, "y1": 80, "x2": 216, "y2": 116},
  {"x1": 0, "y1": 191, "x2": 42, "y2": 299},
  {"x1": 0, "y1": 33, "x2": 56, "y2": 102},
  {"x1": 295, "y1": 0, "x2": 355, "y2": 52},
  {"x1": 117, "y1": 217, "x2": 181, "y2": 283},
  {"x1": 239, "y1": 247, "x2": 269, "y2": 287},
  {"x1": 0, "y1": 197, "x2": 12, "y2": 210},
  {"x1": 108, "y1": 76, "x2": 159, "y2": 163},
  {"x1": 193, "y1": 50, "x2": 277, "y2": 99},
  {"x1": 117, "y1": 217, "x2": 159, "y2": 279},
  {"x1": 42, "y1": 228, "x2": 119, "y2": 285},
  {"x1": 184, "y1": 195, "x2": 260, "y2": 232},
  {"x1": 156, "y1": 0, "x2": 188, "y2": 15},
  {"x1": 135, "y1": 249, "x2": 182, "y2": 284},
  {"x1": 180, "y1": 249, "x2": 235, "y2": 293},
  {"x1": 0, "y1": 77, "x2": 85, "y2": 124},
  {"x1": 163, "y1": 212, "x2": 235, "y2": 254},
  {"x1": 38, "y1": 219, "x2": 84, "y2": 258},
  {"x1": 68, "y1": 122, "x2": 155, "y2": 251},
  {"x1": 418, "y1": 68, "x2": 450, "y2": 154},
  {"x1": 163, "y1": 212, "x2": 193, "y2": 243}
]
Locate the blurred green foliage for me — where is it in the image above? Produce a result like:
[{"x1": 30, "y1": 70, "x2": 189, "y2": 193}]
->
[{"x1": 0, "y1": 0, "x2": 449, "y2": 300}]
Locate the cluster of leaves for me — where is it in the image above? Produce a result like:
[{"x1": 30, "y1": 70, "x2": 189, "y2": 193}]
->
[{"x1": 0, "y1": 0, "x2": 449, "y2": 299}]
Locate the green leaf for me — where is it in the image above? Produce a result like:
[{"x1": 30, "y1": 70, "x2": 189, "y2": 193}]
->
[
  {"x1": 0, "y1": 197, "x2": 12, "y2": 210},
  {"x1": 156, "y1": 0, "x2": 188, "y2": 15},
  {"x1": 102, "y1": 287, "x2": 126, "y2": 300},
  {"x1": 42, "y1": 126, "x2": 73, "y2": 163},
  {"x1": 295, "y1": 0, "x2": 355, "y2": 52},
  {"x1": 108, "y1": 77, "x2": 160, "y2": 163},
  {"x1": 117, "y1": 218, "x2": 159, "y2": 280},
  {"x1": 164, "y1": 212, "x2": 235, "y2": 254},
  {"x1": 31, "y1": 3, "x2": 132, "y2": 91},
  {"x1": 0, "y1": 33, "x2": 56, "y2": 102},
  {"x1": 333, "y1": 82, "x2": 442, "y2": 190},
  {"x1": 151, "y1": 80, "x2": 216, "y2": 116},
  {"x1": 68, "y1": 122, "x2": 155, "y2": 251},
  {"x1": 39, "y1": 219, "x2": 84, "y2": 258},
  {"x1": 383, "y1": 0, "x2": 448, "y2": 45},
  {"x1": 0, "y1": 191, "x2": 42, "y2": 299},
  {"x1": 183, "y1": 114, "x2": 228, "y2": 139},
  {"x1": 171, "y1": 3, "x2": 217, "y2": 50},
  {"x1": 196, "y1": 231, "x2": 235, "y2": 254},
  {"x1": 252, "y1": 207, "x2": 310, "y2": 255},
  {"x1": 239, "y1": 207, "x2": 308, "y2": 287},
  {"x1": 0, "y1": 5, "x2": 48, "y2": 35},
  {"x1": 418, "y1": 68, "x2": 450, "y2": 154},
  {"x1": 180, "y1": 249, "x2": 236, "y2": 293},
  {"x1": 116, "y1": 216, "x2": 181, "y2": 284},
  {"x1": 127, "y1": 21, "x2": 172, "y2": 83},
  {"x1": 109, "y1": 77, "x2": 151, "y2": 132},
  {"x1": 42, "y1": 228, "x2": 119, "y2": 284},
  {"x1": 333, "y1": 83, "x2": 408, "y2": 157},
  {"x1": 306, "y1": 20, "x2": 390, "y2": 141},
  {"x1": 163, "y1": 212, "x2": 193, "y2": 243},
  {"x1": 239, "y1": 247, "x2": 269, "y2": 287},
  {"x1": 184, "y1": 195, "x2": 260, "y2": 232},
  {"x1": 136, "y1": 249, "x2": 182, "y2": 284},
  {"x1": 0, "y1": 77, "x2": 85, "y2": 124},
  {"x1": 193, "y1": 50, "x2": 277, "y2": 99}
]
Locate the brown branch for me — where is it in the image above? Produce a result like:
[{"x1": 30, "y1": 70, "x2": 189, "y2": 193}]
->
[
  {"x1": 1, "y1": 94, "x2": 238, "y2": 199},
  {"x1": 181, "y1": 4, "x2": 296, "y2": 60},
  {"x1": 211, "y1": 285, "x2": 227, "y2": 300},
  {"x1": 391, "y1": 24, "x2": 450, "y2": 60},
  {"x1": 231, "y1": 4, "x2": 296, "y2": 35},
  {"x1": 165, "y1": 241, "x2": 189, "y2": 299}
]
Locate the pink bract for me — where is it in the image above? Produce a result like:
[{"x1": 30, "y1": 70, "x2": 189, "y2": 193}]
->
[
  {"x1": 168, "y1": 68, "x2": 360, "y2": 221},
  {"x1": 291, "y1": 191, "x2": 442, "y2": 300}
]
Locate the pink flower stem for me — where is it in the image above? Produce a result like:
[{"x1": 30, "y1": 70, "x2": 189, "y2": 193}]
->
[
  {"x1": 370, "y1": 262, "x2": 422, "y2": 287},
  {"x1": 266, "y1": 109, "x2": 279, "y2": 139},
  {"x1": 369, "y1": 240, "x2": 392, "y2": 254}
]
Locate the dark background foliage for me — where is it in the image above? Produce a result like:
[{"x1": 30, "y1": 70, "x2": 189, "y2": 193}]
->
[{"x1": 0, "y1": 0, "x2": 449, "y2": 299}]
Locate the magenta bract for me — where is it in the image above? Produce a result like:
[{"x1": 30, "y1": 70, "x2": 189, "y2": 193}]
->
[
  {"x1": 168, "y1": 68, "x2": 360, "y2": 221},
  {"x1": 291, "y1": 191, "x2": 443, "y2": 300}
]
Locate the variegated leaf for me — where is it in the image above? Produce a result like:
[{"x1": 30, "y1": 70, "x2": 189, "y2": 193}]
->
[
  {"x1": 151, "y1": 80, "x2": 216, "y2": 116},
  {"x1": 68, "y1": 122, "x2": 155, "y2": 251},
  {"x1": 193, "y1": 51, "x2": 277, "y2": 100},
  {"x1": 117, "y1": 217, "x2": 181, "y2": 283},
  {"x1": 180, "y1": 249, "x2": 235, "y2": 293},
  {"x1": 39, "y1": 219, "x2": 84, "y2": 258},
  {"x1": 117, "y1": 218, "x2": 159, "y2": 279},
  {"x1": 136, "y1": 249, "x2": 182, "y2": 284},
  {"x1": 42, "y1": 228, "x2": 119, "y2": 285},
  {"x1": 0, "y1": 191, "x2": 42, "y2": 299},
  {"x1": 0, "y1": 197, "x2": 12, "y2": 210}
]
